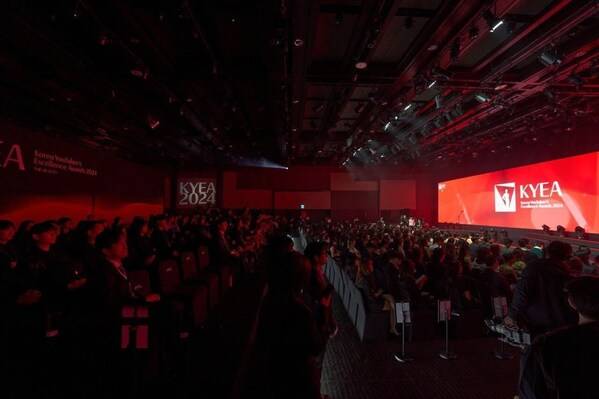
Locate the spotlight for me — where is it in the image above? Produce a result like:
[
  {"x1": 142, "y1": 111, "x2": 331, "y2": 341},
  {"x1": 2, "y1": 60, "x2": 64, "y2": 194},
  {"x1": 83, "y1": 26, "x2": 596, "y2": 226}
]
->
[
  {"x1": 483, "y1": 11, "x2": 504, "y2": 33},
  {"x1": 539, "y1": 49, "x2": 562, "y2": 66},
  {"x1": 427, "y1": 80, "x2": 437, "y2": 89},
  {"x1": 384, "y1": 121, "x2": 391, "y2": 131},
  {"x1": 475, "y1": 93, "x2": 491, "y2": 103},
  {"x1": 354, "y1": 102, "x2": 366, "y2": 113},
  {"x1": 147, "y1": 115, "x2": 160, "y2": 130},
  {"x1": 355, "y1": 61, "x2": 368, "y2": 70},
  {"x1": 403, "y1": 103, "x2": 413, "y2": 111},
  {"x1": 312, "y1": 103, "x2": 325, "y2": 113},
  {"x1": 542, "y1": 224, "x2": 551, "y2": 233},
  {"x1": 556, "y1": 225, "x2": 566, "y2": 236}
]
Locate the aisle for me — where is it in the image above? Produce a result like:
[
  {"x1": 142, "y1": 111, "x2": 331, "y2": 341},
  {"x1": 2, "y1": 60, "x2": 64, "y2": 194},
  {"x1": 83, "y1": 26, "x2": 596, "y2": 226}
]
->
[{"x1": 321, "y1": 296, "x2": 520, "y2": 399}]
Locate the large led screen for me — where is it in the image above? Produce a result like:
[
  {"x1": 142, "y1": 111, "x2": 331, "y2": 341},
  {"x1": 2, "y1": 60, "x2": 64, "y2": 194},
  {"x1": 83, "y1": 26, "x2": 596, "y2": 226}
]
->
[{"x1": 438, "y1": 152, "x2": 599, "y2": 232}]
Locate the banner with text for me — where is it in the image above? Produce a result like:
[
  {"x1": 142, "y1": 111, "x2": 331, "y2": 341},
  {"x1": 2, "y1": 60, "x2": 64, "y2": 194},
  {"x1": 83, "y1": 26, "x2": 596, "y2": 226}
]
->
[{"x1": 438, "y1": 152, "x2": 599, "y2": 232}]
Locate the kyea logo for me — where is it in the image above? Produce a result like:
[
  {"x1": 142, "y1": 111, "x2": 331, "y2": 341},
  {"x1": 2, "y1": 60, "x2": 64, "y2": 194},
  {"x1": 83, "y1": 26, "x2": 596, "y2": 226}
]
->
[
  {"x1": 178, "y1": 181, "x2": 216, "y2": 206},
  {"x1": 0, "y1": 141, "x2": 25, "y2": 171},
  {"x1": 494, "y1": 181, "x2": 564, "y2": 212},
  {"x1": 494, "y1": 182, "x2": 516, "y2": 212}
]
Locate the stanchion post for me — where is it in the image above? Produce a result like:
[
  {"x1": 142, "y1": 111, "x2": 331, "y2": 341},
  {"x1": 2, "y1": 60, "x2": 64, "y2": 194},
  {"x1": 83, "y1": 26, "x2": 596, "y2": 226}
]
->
[
  {"x1": 492, "y1": 297, "x2": 514, "y2": 360},
  {"x1": 394, "y1": 302, "x2": 413, "y2": 363},
  {"x1": 438, "y1": 300, "x2": 457, "y2": 360}
]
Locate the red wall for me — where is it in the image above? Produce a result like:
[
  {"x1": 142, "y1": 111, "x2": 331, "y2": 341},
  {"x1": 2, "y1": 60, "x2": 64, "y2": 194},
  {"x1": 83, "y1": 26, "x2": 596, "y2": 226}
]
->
[
  {"x1": 181, "y1": 166, "x2": 426, "y2": 222},
  {"x1": 0, "y1": 123, "x2": 165, "y2": 223}
]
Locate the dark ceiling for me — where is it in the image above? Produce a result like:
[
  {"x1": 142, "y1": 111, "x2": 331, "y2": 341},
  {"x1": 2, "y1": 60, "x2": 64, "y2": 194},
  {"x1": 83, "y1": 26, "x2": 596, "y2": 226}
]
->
[{"x1": 1, "y1": 0, "x2": 598, "y2": 169}]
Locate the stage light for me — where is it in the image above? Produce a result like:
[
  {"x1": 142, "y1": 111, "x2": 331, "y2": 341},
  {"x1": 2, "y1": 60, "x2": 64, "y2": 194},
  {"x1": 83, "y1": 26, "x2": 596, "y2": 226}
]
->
[
  {"x1": 556, "y1": 225, "x2": 566, "y2": 236},
  {"x1": 147, "y1": 115, "x2": 160, "y2": 130},
  {"x1": 483, "y1": 11, "x2": 504, "y2": 33},
  {"x1": 403, "y1": 103, "x2": 413, "y2": 111},
  {"x1": 475, "y1": 93, "x2": 490, "y2": 103},
  {"x1": 574, "y1": 226, "x2": 586, "y2": 239},
  {"x1": 354, "y1": 102, "x2": 366, "y2": 113},
  {"x1": 539, "y1": 50, "x2": 562, "y2": 66},
  {"x1": 542, "y1": 224, "x2": 551, "y2": 233},
  {"x1": 384, "y1": 122, "x2": 391, "y2": 131},
  {"x1": 427, "y1": 80, "x2": 437, "y2": 89},
  {"x1": 355, "y1": 61, "x2": 368, "y2": 70},
  {"x1": 312, "y1": 103, "x2": 325, "y2": 113}
]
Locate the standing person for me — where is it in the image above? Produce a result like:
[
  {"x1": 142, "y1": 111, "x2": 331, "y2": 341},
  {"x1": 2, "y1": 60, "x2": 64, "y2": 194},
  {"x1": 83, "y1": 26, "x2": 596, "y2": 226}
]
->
[
  {"x1": 88, "y1": 229, "x2": 160, "y2": 397},
  {"x1": 258, "y1": 251, "x2": 324, "y2": 399},
  {"x1": 304, "y1": 241, "x2": 335, "y2": 399},
  {"x1": 524, "y1": 276, "x2": 599, "y2": 399},
  {"x1": 505, "y1": 240, "x2": 578, "y2": 399}
]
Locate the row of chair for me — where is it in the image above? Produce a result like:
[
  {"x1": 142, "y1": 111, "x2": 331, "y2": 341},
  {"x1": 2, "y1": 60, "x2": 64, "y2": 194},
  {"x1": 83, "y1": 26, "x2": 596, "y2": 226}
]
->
[{"x1": 129, "y1": 246, "x2": 235, "y2": 330}]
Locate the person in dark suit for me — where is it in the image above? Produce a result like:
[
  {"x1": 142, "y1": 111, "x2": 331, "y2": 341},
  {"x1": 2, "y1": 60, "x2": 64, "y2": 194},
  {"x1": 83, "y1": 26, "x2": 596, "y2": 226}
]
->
[
  {"x1": 257, "y1": 251, "x2": 324, "y2": 399},
  {"x1": 211, "y1": 217, "x2": 233, "y2": 269},
  {"x1": 88, "y1": 229, "x2": 160, "y2": 397},
  {"x1": 525, "y1": 276, "x2": 599, "y2": 399},
  {"x1": 151, "y1": 215, "x2": 177, "y2": 260},
  {"x1": 479, "y1": 255, "x2": 512, "y2": 318},
  {"x1": 506, "y1": 240, "x2": 578, "y2": 399},
  {"x1": 7, "y1": 221, "x2": 59, "y2": 397}
]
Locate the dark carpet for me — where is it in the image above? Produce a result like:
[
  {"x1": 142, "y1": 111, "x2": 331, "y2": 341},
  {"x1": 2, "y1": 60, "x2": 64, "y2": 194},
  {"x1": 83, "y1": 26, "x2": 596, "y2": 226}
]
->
[{"x1": 321, "y1": 296, "x2": 520, "y2": 399}]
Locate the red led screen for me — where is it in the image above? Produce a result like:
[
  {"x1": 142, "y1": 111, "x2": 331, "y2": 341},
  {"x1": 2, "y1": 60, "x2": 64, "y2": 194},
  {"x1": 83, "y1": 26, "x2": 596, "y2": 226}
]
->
[{"x1": 438, "y1": 152, "x2": 599, "y2": 232}]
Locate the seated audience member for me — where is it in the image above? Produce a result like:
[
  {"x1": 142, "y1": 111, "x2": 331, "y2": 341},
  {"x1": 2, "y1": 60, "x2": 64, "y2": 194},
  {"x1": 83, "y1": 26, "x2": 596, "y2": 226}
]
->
[
  {"x1": 211, "y1": 217, "x2": 234, "y2": 268},
  {"x1": 499, "y1": 252, "x2": 519, "y2": 285},
  {"x1": 471, "y1": 246, "x2": 490, "y2": 272},
  {"x1": 257, "y1": 251, "x2": 324, "y2": 399},
  {"x1": 127, "y1": 218, "x2": 157, "y2": 270},
  {"x1": 357, "y1": 256, "x2": 399, "y2": 336},
  {"x1": 11, "y1": 219, "x2": 34, "y2": 257},
  {"x1": 424, "y1": 247, "x2": 450, "y2": 299},
  {"x1": 151, "y1": 215, "x2": 178, "y2": 260},
  {"x1": 70, "y1": 220, "x2": 105, "y2": 266},
  {"x1": 576, "y1": 246, "x2": 598, "y2": 276},
  {"x1": 525, "y1": 277, "x2": 599, "y2": 399},
  {"x1": 0, "y1": 220, "x2": 17, "y2": 275}
]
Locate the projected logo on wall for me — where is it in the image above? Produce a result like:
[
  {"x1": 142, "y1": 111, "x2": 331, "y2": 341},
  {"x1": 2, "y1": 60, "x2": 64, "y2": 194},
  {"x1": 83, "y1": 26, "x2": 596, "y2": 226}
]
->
[
  {"x1": 177, "y1": 179, "x2": 216, "y2": 207},
  {"x1": 494, "y1": 183, "x2": 516, "y2": 212}
]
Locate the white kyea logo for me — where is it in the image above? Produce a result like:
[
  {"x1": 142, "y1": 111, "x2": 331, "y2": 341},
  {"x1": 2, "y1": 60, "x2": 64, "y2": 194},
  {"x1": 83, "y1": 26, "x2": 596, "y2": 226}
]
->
[
  {"x1": 494, "y1": 181, "x2": 564, "y2": 212},
  {"x1": 494, "y1": 183, "x2": 516, "y2": 212}
]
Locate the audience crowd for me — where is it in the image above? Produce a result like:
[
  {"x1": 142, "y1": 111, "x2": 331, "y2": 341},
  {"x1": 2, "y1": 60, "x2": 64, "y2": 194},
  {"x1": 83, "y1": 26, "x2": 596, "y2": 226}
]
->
[{"x1": 1, "y1": 210, "x2": 598, "y2": 399}]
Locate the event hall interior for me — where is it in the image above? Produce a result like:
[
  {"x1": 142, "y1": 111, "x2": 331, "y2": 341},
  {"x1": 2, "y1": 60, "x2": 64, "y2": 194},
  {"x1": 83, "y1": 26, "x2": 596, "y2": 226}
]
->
[{"x1": 1, "y1": 1, "x2": 599, "y2": 399}]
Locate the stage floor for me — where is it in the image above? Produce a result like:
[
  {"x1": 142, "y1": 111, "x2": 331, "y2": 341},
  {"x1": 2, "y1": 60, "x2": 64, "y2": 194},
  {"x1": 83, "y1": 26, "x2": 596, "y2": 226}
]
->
[{"x1": 322, "y1": 296, "x2": 520, "y2": 399}]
